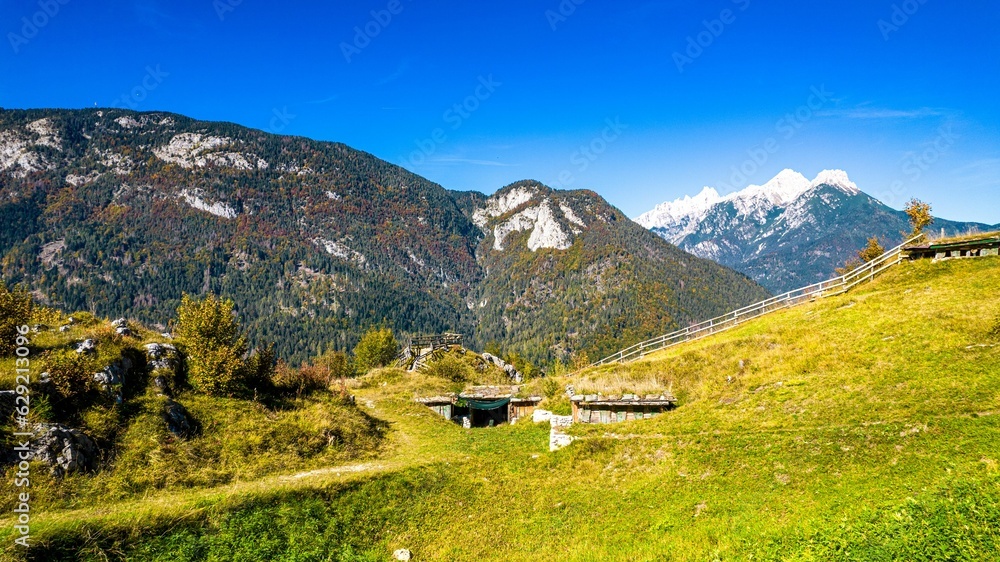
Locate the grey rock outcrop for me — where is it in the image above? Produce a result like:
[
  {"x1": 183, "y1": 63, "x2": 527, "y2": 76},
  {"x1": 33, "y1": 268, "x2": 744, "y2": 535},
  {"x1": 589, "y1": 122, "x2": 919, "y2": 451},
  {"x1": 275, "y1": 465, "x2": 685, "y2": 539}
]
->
[
  {"x1": 93, "y1": 356, "x2": 135, "y2": 404},
  {"x1": 28, "y1": 424, "x2": 99, "y2": 477},
  {"x1": 75, "y1": 339, "x2": 96, "y2": 354},
  {"x1": 163, "y1": 399, "x2": 194, "y2": 437},
  {"x1": 481, "y1": 352, "x2": 524, "y2": 383},
  {"x1": 153, "y1": 375, "x2": 172, "y2": 397},
  {"x1": 144, "y1": 342, "x2": 178, "y2": 372},
  {"x1": 111, "y1": 318, "x2": 133, "y2": 337}
]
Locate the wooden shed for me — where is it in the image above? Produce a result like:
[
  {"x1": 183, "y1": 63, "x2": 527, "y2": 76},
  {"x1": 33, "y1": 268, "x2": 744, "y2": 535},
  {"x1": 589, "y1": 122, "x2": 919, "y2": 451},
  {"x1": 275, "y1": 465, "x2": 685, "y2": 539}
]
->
[
  {"x1": 570, "y1": 394, "x2": 677, "y2": 424},
  {"x1": 416, "y1": 386, "x2": 542, "y2": 427},
  {"x1": 904, "y1": 236, "x2": 1000, "y2": 261}
]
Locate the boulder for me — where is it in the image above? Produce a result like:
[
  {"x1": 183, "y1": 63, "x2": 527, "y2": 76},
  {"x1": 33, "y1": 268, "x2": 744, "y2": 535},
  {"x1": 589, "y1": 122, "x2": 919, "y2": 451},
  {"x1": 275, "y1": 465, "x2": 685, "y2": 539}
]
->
[
  {"x1": 393, "y1": 549, "x2": 412, "y2": 561},
  {"x1": 153, "y1": 375, "x2": 172, "y2": 397},
  {"x1": 28, "y1": 424, "x2": 99, "y2": 477},
  {"x1": 112, "y1": 318, "x2": 133, "y2": 337},
  {"x1": 145, "y1": 343, "x2": 179, "y2": 371},
  {"x1": 75, "y1": 339, "x2": 97, "y2": 354},
  {"x1": 59, "y1": 325, "x2": 70, "y2": 332},
  {"x1": 480, "y1": 353, "x2": 524, "y2": 382},
  {"x1": 93, "y1": 356, "x2": 135, "y2": 404},
  {"x1": 163, "y1": 399, "x2": 194, "y2": 437}
]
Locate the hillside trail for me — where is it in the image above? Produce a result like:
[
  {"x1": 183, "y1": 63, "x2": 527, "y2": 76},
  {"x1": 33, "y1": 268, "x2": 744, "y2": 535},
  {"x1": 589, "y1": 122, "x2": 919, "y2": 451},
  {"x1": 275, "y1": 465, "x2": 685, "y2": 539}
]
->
[{"x1": 17, "y1": 390, "x2": 458, "y2": 533}]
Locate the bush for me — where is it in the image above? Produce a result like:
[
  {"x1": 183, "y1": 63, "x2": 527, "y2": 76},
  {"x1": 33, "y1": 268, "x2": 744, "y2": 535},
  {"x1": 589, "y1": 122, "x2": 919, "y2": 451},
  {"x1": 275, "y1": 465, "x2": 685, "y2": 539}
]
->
[
  {"x1": 905, "y1": 198, "x2": 934, "y2": 236},
  {"x1": 272, "y1": 361, "x2": 328, "y2": 398},
  {"x1": 174, "y1": 294, "x2": 274, "y2": 397},
  {"x1": 424, "y1": 353, "x2": 473, "y2": 382},
  {"x1": 0, "y1": 282, "x2": 33, "y2": 356},
  {"x1": 353, "y1": 328, "x2": 398, "y2": 373},
  {"x1": 858, "y1": 236, "x2": 886, "y2": 263},
  {"x1": 542, "y1": 377, "x2": 561, "y2": 399},
  {"x1": 314, "y1": 349, "x2": 356, "y2": 380},
  {"x1": 44, "y1": 349, "x2": 93, "y2": 400}
]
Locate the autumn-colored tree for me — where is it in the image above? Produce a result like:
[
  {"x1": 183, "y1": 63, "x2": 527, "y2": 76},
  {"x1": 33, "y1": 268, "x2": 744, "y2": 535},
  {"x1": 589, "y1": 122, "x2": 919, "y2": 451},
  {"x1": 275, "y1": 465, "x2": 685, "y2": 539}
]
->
[
  {"x1": 314, "y1": 349, "x2": 356, "y2": 382},
  {"x1": 858, "y1": 236, "x2": 886, "y2": 263},
  {"x1": 904, "y1": 198, "x2": 934, "y2": 237},
  {"x1": 0, "y1": 282, "x2": 33, "y2": 357},
  {"x1": 352, "y1": 327, "x2": 398, "y2": 373},
  {"x1": 175, "y1": 293, "x2": 274, "y2": 396}
]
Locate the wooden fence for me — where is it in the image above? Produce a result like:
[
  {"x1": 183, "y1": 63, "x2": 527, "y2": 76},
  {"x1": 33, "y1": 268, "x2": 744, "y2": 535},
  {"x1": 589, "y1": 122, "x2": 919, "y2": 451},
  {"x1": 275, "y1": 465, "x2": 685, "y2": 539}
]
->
[{"x1": 587, "y1": 235, "x2": 923, "y2": 369}]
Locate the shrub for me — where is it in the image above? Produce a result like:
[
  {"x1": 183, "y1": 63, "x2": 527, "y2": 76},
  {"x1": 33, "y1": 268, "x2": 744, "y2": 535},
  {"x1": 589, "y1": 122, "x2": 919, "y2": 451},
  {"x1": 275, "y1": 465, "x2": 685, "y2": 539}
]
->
[
  {"x1": 858, "y1": 236, "x2": 886, "y2": 263},
  {"x1": 189, "y1": 343, "x2": 246, "y2": 396},
  {"x1": 542, "y1": 377, "x2": 561, "y2": 399},
  {"x1": 174, "y1": 294, "x2": 274, "y2": 397},
  {"x1": 44, "y1": 349, "x2": 93, "y2": 400},
  {"x1": 242, "y1": 344, "x2": 277, "y2": 395},
  {"x1": 424, "y1": 353, "x2": 473, "y2": 382},
  {"x1": 272, "y1": 361, "x2": 327, "y2": 398},
  {"x1": 0, "y1": 282, "x2": 33, "y2": 356},
  {"x1": 353, "y1": 328, "x2": 398, "y2": 373},
  {"x1": 314, "y1": 349, "x2": 356, "y2": 380}
]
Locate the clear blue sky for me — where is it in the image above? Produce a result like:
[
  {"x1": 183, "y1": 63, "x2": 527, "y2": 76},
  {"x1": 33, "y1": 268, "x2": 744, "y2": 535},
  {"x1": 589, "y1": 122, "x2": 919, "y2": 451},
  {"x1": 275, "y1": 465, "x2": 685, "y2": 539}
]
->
[{"x1": 2, "y1": 0, "x2": 998, "y2": 223}]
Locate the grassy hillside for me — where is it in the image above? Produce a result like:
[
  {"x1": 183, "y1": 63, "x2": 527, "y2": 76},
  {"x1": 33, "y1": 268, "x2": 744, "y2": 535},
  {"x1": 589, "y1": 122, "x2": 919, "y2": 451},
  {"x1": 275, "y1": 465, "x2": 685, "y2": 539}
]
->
[{"x1": 3, "y1": 256, "x2": 999, "y2": 560}]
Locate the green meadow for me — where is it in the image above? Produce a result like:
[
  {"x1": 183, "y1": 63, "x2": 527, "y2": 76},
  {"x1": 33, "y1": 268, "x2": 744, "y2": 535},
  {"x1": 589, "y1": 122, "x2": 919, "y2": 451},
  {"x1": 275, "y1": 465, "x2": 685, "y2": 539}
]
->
[{"x1": 3, "y1": 256, "x2": 999, "y2": 561}]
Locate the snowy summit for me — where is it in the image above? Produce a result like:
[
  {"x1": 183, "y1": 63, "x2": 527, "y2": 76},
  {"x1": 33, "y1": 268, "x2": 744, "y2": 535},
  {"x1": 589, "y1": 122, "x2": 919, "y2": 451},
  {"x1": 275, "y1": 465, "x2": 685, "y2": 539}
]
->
[{"x1": 635, "y1": 169, "x2": 858, "y2": 230}]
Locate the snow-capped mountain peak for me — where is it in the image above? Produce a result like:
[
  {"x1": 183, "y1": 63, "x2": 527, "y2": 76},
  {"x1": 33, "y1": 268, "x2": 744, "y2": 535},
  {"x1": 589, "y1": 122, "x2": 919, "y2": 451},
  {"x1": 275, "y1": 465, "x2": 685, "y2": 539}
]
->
[
  {"x1": 743, "y1": 169, "x2": 812, "y2": 205},
  {"x1": 635, "y1": 167, "x2": 994, "y2": 295},
  {"x1": 635, "y1": 186, "x2": 721, "y2": 228},
  {"x1": 810, "y1": 169, "x2": 859, "y2": 194},
  {"x1": 637, "y1": 169, "x2": 824, "y2": 229}
]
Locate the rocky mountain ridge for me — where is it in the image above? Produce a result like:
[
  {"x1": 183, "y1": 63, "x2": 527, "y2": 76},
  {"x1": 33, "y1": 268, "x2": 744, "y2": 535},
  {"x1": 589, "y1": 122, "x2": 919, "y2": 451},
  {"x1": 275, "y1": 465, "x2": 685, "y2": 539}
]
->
[
  {"x1": 636, "y1": 169, "x2": 997, "y2": 293},
  {"x1": 0, "y1": 108, "x2": 769, "y2": 364}
]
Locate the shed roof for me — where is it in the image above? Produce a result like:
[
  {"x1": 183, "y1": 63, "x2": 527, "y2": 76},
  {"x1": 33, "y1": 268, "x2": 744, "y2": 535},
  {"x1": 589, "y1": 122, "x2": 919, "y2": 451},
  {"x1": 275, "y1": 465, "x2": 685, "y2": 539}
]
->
[{"x1": 571, "y1": 393, "x2": 676, "y2": 406}]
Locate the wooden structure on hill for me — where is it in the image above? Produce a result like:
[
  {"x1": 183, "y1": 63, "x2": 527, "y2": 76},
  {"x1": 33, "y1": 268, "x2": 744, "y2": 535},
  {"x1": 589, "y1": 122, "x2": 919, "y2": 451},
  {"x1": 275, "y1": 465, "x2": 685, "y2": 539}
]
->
[
  {"x1": 904, "y1": 235, "x2": 1000, "y2": 261},
  {"x1": 416, "y1": 386, "x2": 542, "y2": 428},
  {"x1": 398, "y1": 333, "x2": 464, "y2": 371},
  {"x1": 570, "y1": 393, "x2": 676, "y2": 424}
]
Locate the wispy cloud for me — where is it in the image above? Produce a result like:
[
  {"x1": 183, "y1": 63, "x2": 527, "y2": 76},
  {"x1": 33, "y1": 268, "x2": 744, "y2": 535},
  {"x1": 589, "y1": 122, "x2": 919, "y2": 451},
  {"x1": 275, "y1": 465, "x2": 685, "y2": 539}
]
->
[
  {"x1": 816, "y1": 106, "x2": 948, "y2": 120},
  {"x1": 376, "y1": 58, "x2": 412, "y2": 86},
  {"x1": 308, "y1": 94, "x2": 339, "y2": 105},
  {"x1": 950, "y1": 158, "x2": 1000, "y2": 190}
]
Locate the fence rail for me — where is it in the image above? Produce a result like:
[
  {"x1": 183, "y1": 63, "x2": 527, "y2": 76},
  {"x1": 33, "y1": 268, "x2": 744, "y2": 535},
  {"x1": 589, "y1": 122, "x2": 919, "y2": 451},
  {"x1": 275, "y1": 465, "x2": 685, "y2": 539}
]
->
[{"x1": 587, "y1": 235, "x2": 922, "y2": 369}]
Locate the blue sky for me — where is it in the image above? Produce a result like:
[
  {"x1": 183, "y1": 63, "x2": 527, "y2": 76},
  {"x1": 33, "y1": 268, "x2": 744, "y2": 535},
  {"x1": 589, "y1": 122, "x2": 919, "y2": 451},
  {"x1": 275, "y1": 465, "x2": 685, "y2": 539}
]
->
[{"x1": 2, "y1": 0, "x2": 998, "y2": 223}]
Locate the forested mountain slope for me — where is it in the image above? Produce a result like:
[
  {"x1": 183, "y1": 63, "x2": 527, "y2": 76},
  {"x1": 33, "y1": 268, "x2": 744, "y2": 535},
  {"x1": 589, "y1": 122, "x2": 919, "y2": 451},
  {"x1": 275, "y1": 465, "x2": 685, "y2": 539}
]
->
[{"x1": 0, "y1": 109, "x2": 768, "y2": 364}]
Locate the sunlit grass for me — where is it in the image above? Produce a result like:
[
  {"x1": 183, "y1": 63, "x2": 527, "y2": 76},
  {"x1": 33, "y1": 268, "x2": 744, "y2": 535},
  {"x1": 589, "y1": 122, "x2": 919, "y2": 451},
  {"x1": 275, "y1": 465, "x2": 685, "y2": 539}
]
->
[{"x1": 2, "y1": 257, "x2": 999, "y2": 561}]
